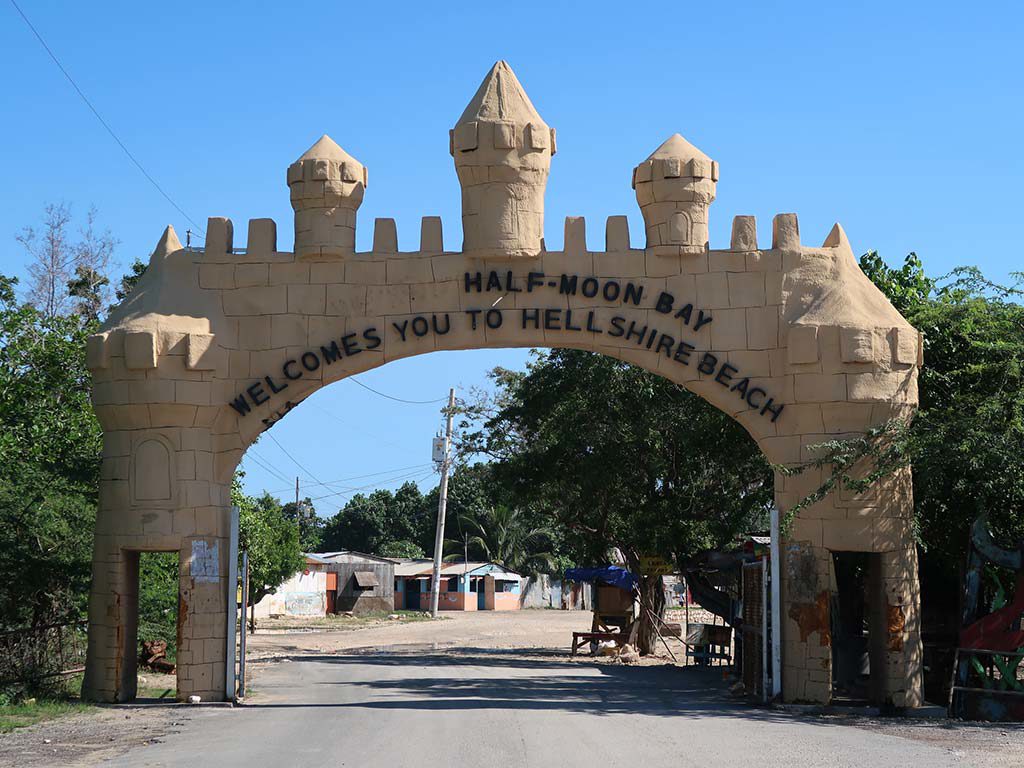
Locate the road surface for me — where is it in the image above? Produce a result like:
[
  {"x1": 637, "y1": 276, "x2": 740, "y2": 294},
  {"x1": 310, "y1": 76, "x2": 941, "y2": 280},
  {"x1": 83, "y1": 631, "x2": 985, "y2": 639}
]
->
[
  {"x1": 3, "y1": 612, "x2": 1021, "y2": 767},
  {"x1": 107, "y1": 612, "x2": 1019, "y2": 768}
]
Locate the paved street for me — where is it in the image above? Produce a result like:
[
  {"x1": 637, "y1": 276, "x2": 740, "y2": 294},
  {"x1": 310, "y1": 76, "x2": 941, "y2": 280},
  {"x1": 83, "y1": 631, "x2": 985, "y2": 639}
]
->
[{"x1": 91, "y1": 612, "x2": 1019, "y2": 768}]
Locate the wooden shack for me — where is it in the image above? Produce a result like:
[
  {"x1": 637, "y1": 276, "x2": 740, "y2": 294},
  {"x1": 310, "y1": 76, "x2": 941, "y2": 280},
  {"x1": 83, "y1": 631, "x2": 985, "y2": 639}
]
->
[{"x1": 315, "y1": 551, "x2": 396, "y2": 615}]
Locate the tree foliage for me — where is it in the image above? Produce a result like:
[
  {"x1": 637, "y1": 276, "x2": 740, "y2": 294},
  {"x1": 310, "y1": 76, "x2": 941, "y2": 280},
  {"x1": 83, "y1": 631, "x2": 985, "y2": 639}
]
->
[
  {"x1": 17, "y1": 204, "x2": 116, "y2": 319},
  {"x1": 463, "y1": 351, "x2": 774, "y2": 568},
  {"x1": 445, "y1": 504, "x2": 556, "y2": 575},
  {"x1": 233, "y1": 481, "x2": 305, "y2": 607},
  {"x1": 282, "y1": 497, "x2": 325, "y2": 552},
  {"x1": 320, "y1": 473, "x2": 497, "y2": 558},
  {"x1": 856, "y1": 255, "x2": 1024, "y2": 568},
  {"x1": 458, "y1": 350, "x2": 774, "y2": 652},
  {"x1": 0, "y1": 275, "x2": 100, "y2": 628}
]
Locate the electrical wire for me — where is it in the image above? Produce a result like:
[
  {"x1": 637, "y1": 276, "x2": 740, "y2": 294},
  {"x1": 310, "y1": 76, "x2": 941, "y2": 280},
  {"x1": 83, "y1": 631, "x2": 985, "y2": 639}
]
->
[
  {"x1": 320, "y1": 469, "x2": 437, "y2": 517},
  {"x1": 265, "y1": 431, "x2": 321, "y2": 485},
  {"x1": 243, "y1": 450, "x2": 291, "y2": 485},
  {"x1": 348, "y1": 376, "x2": 449, "y2": 405},
  {"x1": 307, "y1": 401, "x2": 417, "y2": 455},
  {"x1": 263, "y1": 463, "x2": 434, "y2": 495},
  {"x1": 8, "y1": 0, "x2": 205, "y2": 235},
  {"x1": 307, "y1": 467, "x2": 437, "y2": 504}
]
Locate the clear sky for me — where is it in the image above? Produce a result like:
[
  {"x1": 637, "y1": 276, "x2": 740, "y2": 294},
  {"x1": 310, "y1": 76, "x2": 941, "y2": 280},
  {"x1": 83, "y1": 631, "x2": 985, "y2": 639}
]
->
[{"x1": 2, "y1": 1, "x2": 1020, "y2": 515}]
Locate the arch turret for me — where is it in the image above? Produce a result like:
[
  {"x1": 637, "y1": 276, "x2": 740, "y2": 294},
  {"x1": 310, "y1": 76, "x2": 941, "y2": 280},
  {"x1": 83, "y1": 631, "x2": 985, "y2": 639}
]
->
[{"x1": 451, "y1": 61, "x2": 555, "y2": 258}]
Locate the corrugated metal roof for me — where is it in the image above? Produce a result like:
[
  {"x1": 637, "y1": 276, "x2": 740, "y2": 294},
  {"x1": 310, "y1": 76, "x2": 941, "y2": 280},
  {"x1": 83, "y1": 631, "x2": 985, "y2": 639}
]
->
[
  {"x1": 393, "y1": 560, "x2": 523, "y2": 578},
  {"x1": 307, "y1": 551, "x2": 398, "y2": 565}
]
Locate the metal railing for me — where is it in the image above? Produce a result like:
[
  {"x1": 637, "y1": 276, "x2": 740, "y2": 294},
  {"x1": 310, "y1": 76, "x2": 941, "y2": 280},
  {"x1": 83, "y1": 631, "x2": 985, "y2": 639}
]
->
[{"x1": 0, "y1": 621, "x2": 88, "y2": 686}]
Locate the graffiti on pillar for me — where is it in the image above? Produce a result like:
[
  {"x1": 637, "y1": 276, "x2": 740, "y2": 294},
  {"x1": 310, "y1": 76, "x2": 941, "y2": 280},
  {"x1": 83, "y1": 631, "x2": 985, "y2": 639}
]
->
[{"x1": 189, "y1": 540, "x2": 220, "y2": 584}]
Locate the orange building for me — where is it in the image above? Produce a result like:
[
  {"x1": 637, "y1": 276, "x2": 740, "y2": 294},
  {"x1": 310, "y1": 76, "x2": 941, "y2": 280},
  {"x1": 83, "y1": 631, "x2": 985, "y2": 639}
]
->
[{"x1": 393, "y1": 560, "x2": 523, "y2": 611}]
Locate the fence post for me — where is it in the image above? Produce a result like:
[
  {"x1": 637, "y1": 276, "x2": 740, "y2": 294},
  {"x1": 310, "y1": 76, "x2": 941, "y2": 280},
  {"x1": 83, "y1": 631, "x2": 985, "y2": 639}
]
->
[{"x1": 225, "y1": 504, "x2": 240, "y2": 701}]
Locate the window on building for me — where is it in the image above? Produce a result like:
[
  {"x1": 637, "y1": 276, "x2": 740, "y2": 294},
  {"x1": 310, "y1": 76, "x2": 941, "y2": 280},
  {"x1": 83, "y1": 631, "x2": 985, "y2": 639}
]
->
[{"x1": 352, "y1": 571, "x2": 379, "y2": 591}]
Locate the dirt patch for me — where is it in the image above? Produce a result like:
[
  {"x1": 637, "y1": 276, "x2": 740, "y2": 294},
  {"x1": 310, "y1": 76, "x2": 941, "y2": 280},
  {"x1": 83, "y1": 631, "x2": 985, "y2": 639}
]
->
[
  {"x1": 844, "y1": 716, "x2": 1024, "y2": 768},
  {"x1": 0, "y1": 703, "x2": 196, "y2": 768},
  {"x1": 246, "y1": 607, "x2": 593, "y2": 660}
]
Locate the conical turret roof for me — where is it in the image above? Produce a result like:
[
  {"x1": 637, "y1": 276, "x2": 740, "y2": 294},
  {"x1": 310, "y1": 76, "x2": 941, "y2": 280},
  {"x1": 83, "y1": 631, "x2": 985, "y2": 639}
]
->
[
  {"x1": 456, "y1": 61, "x2": 547, "y2": 126},
  {"x1": 646, "y1": 133, "x2": 712, "y2": 164},
  {"x1": 296, "y1": 134, "x2": 363, "y2": 167}
]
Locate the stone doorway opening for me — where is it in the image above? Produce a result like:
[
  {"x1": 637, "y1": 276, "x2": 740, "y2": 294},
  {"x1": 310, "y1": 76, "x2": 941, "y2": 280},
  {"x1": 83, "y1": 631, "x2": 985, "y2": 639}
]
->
[
  {"x1": 115, "y1": 550, "x2": 181, "y2": 702},
  {"x1": 830, "y1": 550, "x2": 886, "y2": 706}
]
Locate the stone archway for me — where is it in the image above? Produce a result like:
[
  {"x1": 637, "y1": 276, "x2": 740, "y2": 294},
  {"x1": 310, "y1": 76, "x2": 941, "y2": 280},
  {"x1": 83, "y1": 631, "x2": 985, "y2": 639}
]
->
[{"x1": 82, "y1": 61, "x2": 922, "y2": 707}]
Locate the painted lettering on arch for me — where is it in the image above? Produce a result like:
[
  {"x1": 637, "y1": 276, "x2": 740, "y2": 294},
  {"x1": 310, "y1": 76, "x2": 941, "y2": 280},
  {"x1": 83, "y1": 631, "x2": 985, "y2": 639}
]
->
[{"x1": 228, "y1": 272, "x2": 783, "y2": 425}]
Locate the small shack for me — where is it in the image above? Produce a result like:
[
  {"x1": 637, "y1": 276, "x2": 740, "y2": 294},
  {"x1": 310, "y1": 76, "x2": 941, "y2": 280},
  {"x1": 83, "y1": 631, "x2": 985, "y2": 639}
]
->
[
  {"x1": 394, "y1": 560, "x2": 523, "y2": 611},
  {"x1": 252, "y1": 554, "x2": 328, "y2": 619},
  {"x1": 316, "y1": 551, "x2": 396, "y2": 615}
]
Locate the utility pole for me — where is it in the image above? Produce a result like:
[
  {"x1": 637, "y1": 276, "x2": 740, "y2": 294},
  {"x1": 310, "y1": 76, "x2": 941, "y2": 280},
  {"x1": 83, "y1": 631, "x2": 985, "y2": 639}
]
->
[
  {"x1": 295, "y1": 476, "x2": 301, "y2": 541},
  {"x1": 429, "y1": 388, "x2": 456, "y2": 618}
]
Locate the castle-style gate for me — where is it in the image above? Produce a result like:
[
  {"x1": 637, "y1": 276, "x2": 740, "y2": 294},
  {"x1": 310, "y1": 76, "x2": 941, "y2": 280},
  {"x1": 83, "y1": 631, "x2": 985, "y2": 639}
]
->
[{"x1": 83, "y1": 62, "x2": 923, "y2": 706}]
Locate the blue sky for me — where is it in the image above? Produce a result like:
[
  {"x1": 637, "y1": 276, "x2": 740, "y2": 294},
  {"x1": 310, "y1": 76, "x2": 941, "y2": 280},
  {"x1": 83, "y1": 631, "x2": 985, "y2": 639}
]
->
[{"x1": 2, "y1": 1, "x2": 1020, "y2": 515}]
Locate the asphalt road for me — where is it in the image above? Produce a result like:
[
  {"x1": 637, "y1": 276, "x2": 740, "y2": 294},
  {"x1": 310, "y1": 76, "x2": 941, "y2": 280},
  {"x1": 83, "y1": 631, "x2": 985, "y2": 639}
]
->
[{"x1": 104, "y1": 646, "x2": 1007, "y2": 768}]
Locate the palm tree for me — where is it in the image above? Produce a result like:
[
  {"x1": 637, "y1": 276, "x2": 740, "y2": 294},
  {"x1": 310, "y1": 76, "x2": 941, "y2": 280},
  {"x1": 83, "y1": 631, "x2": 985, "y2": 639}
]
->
[{"x1": 444, "y1": 505, "x2": 556, "y2": 575}]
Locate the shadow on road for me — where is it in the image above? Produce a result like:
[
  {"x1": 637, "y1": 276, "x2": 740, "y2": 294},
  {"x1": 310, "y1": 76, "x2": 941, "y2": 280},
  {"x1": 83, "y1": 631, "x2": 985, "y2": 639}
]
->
[{"x1": 247, "y1": 647, "x2": 786, "y2": 720}]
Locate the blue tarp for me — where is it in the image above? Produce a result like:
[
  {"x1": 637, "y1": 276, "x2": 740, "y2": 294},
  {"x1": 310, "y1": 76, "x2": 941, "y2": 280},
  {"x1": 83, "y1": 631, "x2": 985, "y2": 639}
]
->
[{"x1": 563, "y1": 566, "x2": 637, "y2": 591}]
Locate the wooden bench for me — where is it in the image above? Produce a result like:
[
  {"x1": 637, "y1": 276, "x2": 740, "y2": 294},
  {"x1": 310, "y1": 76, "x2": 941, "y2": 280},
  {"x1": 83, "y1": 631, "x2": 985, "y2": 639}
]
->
[{"x1": 571, "y1": 631, "x2": 628, "y2": 656}]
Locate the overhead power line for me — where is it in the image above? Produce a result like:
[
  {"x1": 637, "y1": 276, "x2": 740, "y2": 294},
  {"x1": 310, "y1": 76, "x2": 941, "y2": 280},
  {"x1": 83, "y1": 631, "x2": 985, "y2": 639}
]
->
[
  {"x1": 306, "y1": 467, "x2": 436, "y2": 504},
  {"x1": 8, "y1": 0, "x2": 205, "y2": 235},
  {"x1": 320, "y1": 469, "x2": 437, "y2": 516},
  {"x1": 263, "y1": 463, "x2": 433, "y2": 495},
  {"x1": 244, "y1": 450, "x2": 291, "y2": 485},
  {"x1": 265, "y1": 431, "x2": 325, "y2": 488},
  {"x1": 308, "y1": 401, "x2": 416, "y2": 455},
  {"x1": 348, "y1": 376, "x2": 449, "y2": 405}
]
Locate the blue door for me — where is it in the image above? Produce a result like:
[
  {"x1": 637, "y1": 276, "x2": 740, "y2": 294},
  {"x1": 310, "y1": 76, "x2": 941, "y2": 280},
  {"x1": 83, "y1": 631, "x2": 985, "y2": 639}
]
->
[{"x1": 406, "y1": 581, "x2": 421, "y2": 610}]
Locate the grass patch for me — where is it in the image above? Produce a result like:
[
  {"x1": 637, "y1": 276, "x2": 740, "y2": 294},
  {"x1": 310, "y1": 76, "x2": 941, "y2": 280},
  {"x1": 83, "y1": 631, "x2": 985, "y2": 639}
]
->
[
  {"x1": 0, "y1": 673, "x2": 92, "y2": 733},
  {"x1": 257, "y1": 609, "x2": 437, "y2": 631},
  {"x1": 0, "y1": 698, "x2": 93, "y2": 733},
  {"x1": 136, "y1": 671, "x2": 177, "y2": 700}
]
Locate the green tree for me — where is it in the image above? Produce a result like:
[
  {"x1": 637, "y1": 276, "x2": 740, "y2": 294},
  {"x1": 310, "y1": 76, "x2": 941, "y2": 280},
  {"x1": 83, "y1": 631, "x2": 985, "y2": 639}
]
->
[
  {"x1": 0, "y1": 275, "x2": 100, "y2": 628},
  {"x1": 445, "y1": 504, "x2": 556, "y2": 575},
  {"x1": 233, "y1": 482, "x2": 305, "y2": 630},
  {"x1": 378, "y1": 539, "x2": 425, "y2": 558},
  {"x1": 419, "y1": 463, "x2": 508, "y2": 555},
  {"x1": 465, "y1": 350, "x2": 774, "y2": 653},
  {"x1": 67, "y1": 265, "x2": 110, "y2": 323},
  {"x1": 322, "y1": 481, "x2": 435, "y2": 555},
  {"x1": 322, "y1": 489, "x2": 392, "y2": 553},
  {"x1": 115, "y1": 258, "x2": 147, "y2": 303},
  {"x1": 137, "y1": 552, "x2": 179, "y2": 660},
  {"x1": 282, "y1": 497, "x2": 325, "y2": 552},
  {"x1": 854, "y1": 255, "x2": 1024, "y2": 569}
]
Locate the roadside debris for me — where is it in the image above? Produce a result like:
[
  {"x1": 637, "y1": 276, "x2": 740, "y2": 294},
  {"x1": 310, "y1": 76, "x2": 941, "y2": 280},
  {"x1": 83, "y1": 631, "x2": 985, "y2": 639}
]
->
[
  {"x1": 139, "y1": 639, "x2": 176, "y2": 674},
  {"x1": 618, "y1": 643, "x2": 640, "y2": 664}
]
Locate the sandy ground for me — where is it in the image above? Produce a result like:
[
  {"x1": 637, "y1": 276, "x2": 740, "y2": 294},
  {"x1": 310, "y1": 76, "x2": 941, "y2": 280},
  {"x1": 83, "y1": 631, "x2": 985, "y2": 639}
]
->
[
  {"x1": 0, "y1": 610, "x2": 1021, "y2": 767},
  {"x1": 246, "y1": 607, "x2": 594, "y2": 659}
]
